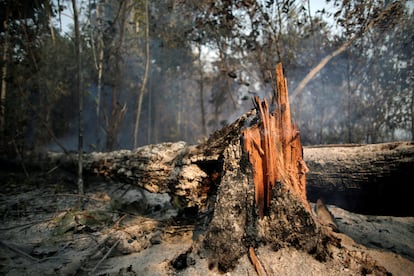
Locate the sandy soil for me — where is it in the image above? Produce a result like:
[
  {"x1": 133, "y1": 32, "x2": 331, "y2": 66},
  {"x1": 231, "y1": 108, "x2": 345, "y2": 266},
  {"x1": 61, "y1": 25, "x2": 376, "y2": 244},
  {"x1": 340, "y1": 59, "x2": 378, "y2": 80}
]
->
[{"x1": 1, "y1": 174, "x2": 413, "y2": 275}]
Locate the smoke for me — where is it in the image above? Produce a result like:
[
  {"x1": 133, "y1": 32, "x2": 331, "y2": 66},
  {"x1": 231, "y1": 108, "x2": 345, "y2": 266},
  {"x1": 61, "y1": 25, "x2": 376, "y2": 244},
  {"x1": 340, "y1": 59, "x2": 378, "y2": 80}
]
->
[{"x1": 45, "y1": 2, "x2": 413, "y2": 153}]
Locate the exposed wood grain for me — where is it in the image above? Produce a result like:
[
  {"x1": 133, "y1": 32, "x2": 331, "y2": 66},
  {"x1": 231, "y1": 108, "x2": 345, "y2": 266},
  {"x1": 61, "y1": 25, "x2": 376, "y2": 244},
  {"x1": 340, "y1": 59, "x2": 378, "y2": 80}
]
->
[{"x1": 243, "y1": 63, "x2": 309, "y2": 218}]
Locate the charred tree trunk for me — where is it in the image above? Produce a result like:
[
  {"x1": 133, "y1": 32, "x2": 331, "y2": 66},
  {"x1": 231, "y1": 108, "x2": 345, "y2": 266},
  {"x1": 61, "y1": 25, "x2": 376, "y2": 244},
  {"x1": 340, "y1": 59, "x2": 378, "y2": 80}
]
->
[
  {"x1": 203, "y1": 64, "x2": 323, "y2": 272},
  {"x1": 305, "y1": 142, "x2": 414, "y2": 216},
  {"x1": 27, "y1": 141, "x2": 414, "y2": 217},
  {"x1": 19, "y1": 141, "x2": 414, "y2": 214}
]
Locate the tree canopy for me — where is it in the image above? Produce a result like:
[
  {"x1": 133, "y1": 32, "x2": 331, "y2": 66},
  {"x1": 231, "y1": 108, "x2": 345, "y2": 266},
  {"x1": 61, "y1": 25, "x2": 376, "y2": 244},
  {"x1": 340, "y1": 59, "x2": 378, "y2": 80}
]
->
[{"x1": 0, "y1": 0, "x2": 412, "y2": 154}]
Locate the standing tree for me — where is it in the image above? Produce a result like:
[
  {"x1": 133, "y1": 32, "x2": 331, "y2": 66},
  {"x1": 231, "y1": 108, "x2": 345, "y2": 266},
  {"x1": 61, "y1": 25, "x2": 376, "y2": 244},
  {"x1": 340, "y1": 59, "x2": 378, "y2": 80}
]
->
[
  {"x1": 89, "y1": 0, "x2": 106, "y2": 150},
  {"x1": 105, "y1": 0, "x2": 128, "y2": 150},
  {"x1": 72, "y1": 0, "x2": 84, "y2": 198},
  {"x1": 0, "y1": 5, "x2": 9, "y2": 138},
  {"x1": 195, "y1": 43, "x2": 207, "y2": 137},
  {"x1": 133, "y1": 0, "x2": 150, "y2": 148}
]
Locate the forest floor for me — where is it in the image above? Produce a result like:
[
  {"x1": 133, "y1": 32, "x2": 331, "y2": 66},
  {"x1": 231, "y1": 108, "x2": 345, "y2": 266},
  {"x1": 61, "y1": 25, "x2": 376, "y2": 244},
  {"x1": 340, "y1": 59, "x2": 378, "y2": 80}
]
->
[{"x1": 1, "y1": 169, "x2": 414, "y2": 275}]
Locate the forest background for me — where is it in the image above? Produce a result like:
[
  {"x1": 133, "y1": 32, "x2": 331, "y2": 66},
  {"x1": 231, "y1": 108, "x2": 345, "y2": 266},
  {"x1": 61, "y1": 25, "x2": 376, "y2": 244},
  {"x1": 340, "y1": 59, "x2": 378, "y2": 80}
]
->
[{"x1": 0, "y1": 0, "x2": 413, "y2": 154}]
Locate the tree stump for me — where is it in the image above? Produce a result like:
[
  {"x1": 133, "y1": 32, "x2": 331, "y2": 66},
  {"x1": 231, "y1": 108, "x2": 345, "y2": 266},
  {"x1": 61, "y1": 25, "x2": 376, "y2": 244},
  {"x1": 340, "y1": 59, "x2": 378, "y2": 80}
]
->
[{"x1": 202, "y1": 63, "x2": 325, "y2": 272}]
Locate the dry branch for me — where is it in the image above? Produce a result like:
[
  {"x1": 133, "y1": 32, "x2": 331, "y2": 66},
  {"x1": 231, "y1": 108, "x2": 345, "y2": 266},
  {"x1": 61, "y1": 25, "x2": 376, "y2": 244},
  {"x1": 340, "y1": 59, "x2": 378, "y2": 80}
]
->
[
  {"x1": 0, "y1": 241, "x2": 40, "y2": 262},
  {"x1": 290, "y1": 2, "x2": 403, "y2": 99},
  {"x1": 249, "y1": 246, "x2": 266, "y2": 276},
  {"x1": 90, "y1": 239, "x2": 121, "y2": 274}
]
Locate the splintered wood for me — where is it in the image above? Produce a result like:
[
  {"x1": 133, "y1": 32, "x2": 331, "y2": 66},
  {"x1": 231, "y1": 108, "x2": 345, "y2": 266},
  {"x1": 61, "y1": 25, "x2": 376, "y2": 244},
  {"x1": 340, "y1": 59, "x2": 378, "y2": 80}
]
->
[{"x1": 243, "y1": 63, "x2": 310, "y2": 219}]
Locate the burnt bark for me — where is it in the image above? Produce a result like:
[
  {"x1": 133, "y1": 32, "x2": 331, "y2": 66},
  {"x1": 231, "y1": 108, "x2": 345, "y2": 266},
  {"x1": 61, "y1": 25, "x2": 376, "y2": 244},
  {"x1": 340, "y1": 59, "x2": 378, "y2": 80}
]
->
[
  {"x1": 305, "y1": 142, "x2": 414, "y2": 216},
  {"x1": 202, "y1": 136, "x2": 323, "y2": 271},
  {"x1": 4, "y1": 137, "x2": 413, "y2": 217},
  {"x1": 202, "y1": 63, "x2": 324, "y2": 272}
]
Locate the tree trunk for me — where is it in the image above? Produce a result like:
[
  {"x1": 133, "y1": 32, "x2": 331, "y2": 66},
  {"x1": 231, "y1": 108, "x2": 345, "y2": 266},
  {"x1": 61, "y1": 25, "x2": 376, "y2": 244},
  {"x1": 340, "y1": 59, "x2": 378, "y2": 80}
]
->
[
  {"x1": 197, "y1": 44, "x2": 207, "y2": 137},
  {"x1": 203, "y1": 64, "x2": 322, "y2": 272},
  {"x1": 72, "y1": 0, "x2": 84, "y2": 199},
  {"x1": 46, "y1": 0, "x2": 55, "y2": 45},
  {"x1": 133, "y1": 0, "x2": 150, "y2": 148},
  {"x1": 95, "y1": 0, "x2": 105, "y2": 150},
  {"x1": 106, "y1": 1, "x2": 127, "y2": 150},
  {"x1": 23, "y1": 141, "x2": 414, "y2": 215},
  {"x1": 411, "y1": 87, "x2": 414, "y2": 141},
  {"x1": 305, "y1": 142, "x2": 414, "y2": 216},
  {"x1": 1, "y1": 16, "x2": 9, "y2": 136}
]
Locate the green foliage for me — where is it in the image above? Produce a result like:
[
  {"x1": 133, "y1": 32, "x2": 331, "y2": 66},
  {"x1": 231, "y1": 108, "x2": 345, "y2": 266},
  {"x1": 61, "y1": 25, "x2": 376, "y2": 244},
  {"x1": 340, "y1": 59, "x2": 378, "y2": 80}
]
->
[{"x1": 1, "y1": 0, "x2": 413, "y2": 154}]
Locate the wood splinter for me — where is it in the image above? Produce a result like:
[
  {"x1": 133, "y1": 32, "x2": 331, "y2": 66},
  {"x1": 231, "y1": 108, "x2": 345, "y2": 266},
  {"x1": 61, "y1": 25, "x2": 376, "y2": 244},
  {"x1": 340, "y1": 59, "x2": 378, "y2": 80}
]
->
[
  {"x1": 243, "y1": 63, "x2": 310, "y2": 218},
  {"x1": 249, "y1": 246, "x2": 268, "y2": 276}
]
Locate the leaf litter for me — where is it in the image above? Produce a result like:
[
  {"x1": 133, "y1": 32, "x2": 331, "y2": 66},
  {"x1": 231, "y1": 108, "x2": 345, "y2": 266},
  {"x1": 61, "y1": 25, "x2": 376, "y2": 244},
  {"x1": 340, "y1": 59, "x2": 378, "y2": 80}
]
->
[{"x1": 1, "y1": 169, "x2": 414, "y2": 275}]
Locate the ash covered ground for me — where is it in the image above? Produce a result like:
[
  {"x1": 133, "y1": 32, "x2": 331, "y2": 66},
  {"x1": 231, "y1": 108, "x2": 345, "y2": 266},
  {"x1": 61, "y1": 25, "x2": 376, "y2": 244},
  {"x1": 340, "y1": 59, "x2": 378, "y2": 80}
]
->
[{"x1": 1, "y1": 170, "x2": 413, "y2": 275}]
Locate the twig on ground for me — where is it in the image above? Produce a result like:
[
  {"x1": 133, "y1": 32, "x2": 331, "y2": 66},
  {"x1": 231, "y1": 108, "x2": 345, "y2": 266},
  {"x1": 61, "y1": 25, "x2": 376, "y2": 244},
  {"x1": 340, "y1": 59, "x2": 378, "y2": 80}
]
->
[
  {"x1": 0, "y1": 217, "x2": 55, "y2": 231},
  {"x1": 90, "y1": 239, "x2": 120, "y2": 274},
  {"x1": 113, "y1": 214, "x2": 127, "y2": 229},
  {"x1": 249, "y1": 246, "x2": 268, "y2": 276},
  {"x1": 41, "y1": 193, "x2": 106, "y2": 202},
  {"x1": 0, "y1": 240, "x2": 39, "y2": 262}
]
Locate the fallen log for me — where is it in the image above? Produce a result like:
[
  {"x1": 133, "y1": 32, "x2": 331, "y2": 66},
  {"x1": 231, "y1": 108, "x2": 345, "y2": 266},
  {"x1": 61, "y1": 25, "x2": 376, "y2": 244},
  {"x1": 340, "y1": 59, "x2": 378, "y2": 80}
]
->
[
  {"x1": 12, "y1": 142, "x2": 413, "y2": 216},
  {"x1": 26, "y1": 141, "x2": 224, "y2": 209},
  {"x1": 3, "y1": 134, "x2": 413, "y2": 217},
  {"x1": 305, "y1": 142, "x2": 414, "y2": 216}
]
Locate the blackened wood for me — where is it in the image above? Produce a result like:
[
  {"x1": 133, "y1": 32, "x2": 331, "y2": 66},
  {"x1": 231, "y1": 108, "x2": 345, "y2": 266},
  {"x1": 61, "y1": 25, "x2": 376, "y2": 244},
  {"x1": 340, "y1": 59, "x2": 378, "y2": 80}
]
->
[{"x1": 305, "y1": 142, "x2": 414, "y2": 216}]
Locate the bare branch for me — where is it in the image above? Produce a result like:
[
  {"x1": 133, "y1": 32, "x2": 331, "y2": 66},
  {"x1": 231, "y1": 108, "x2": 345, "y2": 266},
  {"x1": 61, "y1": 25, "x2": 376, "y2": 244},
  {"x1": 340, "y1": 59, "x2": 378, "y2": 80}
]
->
[{"x1": 290, "y1": 1, "x2": 403, "y2": 99}]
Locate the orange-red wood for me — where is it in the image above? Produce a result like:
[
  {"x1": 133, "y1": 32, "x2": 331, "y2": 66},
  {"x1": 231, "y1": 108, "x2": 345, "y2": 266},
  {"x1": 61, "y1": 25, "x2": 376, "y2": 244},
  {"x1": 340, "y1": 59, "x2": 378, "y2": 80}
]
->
[
  {"x1": 243, "y1": 63, "x2": 310, "y2": 218},
  {"x1": 244, "y1": 124, "x2": 266, "y2": 218}
]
